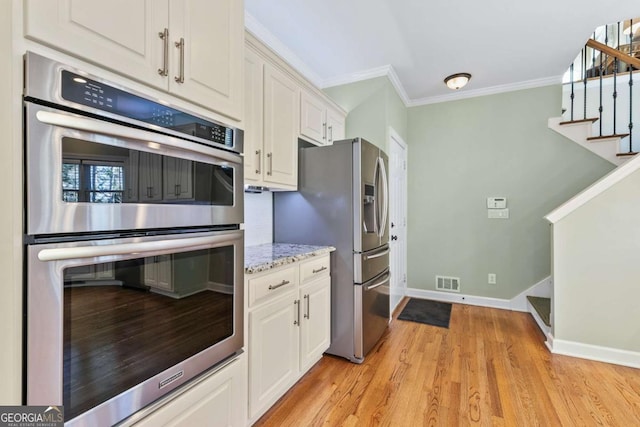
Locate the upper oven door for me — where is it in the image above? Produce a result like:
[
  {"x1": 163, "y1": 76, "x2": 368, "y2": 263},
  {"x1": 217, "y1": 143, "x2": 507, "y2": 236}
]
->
[{"x1": 25, "y1": 102, "x2": 244, "y2": 235}]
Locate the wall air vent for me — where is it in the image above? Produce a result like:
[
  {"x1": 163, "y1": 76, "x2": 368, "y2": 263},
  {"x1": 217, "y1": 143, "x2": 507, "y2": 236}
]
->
[{"x1": 436, "y1": 275, "x2": 460, "y2": 293}]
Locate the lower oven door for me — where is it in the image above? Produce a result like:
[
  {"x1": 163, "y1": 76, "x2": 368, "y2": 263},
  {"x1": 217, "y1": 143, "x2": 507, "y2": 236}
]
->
[{"x1": 26, "y1": 229, "x2": 243, "y2": 426}]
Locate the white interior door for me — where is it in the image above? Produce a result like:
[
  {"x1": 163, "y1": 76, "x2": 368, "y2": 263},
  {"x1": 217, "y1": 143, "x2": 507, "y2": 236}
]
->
[{"x1": 389, "y1": 129, "x2": 408, "y2": 315}]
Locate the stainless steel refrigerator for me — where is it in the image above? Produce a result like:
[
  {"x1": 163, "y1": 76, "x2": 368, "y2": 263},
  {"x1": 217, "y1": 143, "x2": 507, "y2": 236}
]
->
[{"x1": 274, "y1": 137, "x2": 390, "y2": 363}]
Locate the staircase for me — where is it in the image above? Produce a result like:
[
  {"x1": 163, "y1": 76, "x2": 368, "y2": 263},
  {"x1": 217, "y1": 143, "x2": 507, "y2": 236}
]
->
[
  {"x1": 533, "y1": 17, "x2": 639, "y2": 344},
  {"x1": 549, "y1": 18, "x2": 639, "y2": 165}
]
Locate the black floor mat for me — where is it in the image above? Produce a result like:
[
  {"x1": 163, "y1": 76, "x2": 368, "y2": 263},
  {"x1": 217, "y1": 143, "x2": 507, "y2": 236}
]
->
[{"x1": 397, "y1": 298, "x2": 452, "y2": 328}]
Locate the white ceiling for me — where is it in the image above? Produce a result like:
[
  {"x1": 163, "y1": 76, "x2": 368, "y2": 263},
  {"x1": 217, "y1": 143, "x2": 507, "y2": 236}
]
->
[{"x1": 245, "y1": 0, "x2": 640, "y2": 105}]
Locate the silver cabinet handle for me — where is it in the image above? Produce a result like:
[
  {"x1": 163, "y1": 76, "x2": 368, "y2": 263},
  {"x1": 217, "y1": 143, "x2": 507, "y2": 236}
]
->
[
  {"x1": 363, "y1": 248, "x2": 390, "y2": 261},
  {"x1": 174, "y1": 37, "x2": 185, "y2": 83},
  {"x1": 255, "y1": 149, "x2": 261, "y2": 174},
  {"x1": 294, "y1": 299, "x2": 300, "y2": 325},
  {"x1": 268, "y1": 279, "x2": 290, "y2": 290},
  {"x1": 266, "y1": 152, "x2": 273, "y2": 176},
  {"x1": 158, "y1": 28, "x2": 169, "y2": 76},
  {"x1": 304, "y1": 294, "x2": 310, "y2": 319},
  {"x1": 174, "y1": 184, "x2": 181, "y2": 197},
  {"x1": 328, "y1": 125, "x2": 333, "y2": 142},
  {"x1": 312, "y1": 266, "x2": 327, "y2": 274},
  {"x1": 322, "y1": 122, "x2": 327, "y2": 140}
]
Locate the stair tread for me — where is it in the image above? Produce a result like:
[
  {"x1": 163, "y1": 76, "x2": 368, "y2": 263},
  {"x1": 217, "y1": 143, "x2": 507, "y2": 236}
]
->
[
  {"x1": 559, "y1": 118, "x2": 599, "y2": 125},
  {"x1": 616, "y1": 152, "x2": 639, "y2": 157},
  {"x1": 586, "y1": 133, "x2": 630, "y2": 141},
  {"x1": 527, "y1": 296, "x2": 551, "y2": 327}
]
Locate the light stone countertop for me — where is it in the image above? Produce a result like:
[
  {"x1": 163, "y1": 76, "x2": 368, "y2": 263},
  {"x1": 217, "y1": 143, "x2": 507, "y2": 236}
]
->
[{"x1": 244, "y1": 243, "x2": 335, "y2": 274}]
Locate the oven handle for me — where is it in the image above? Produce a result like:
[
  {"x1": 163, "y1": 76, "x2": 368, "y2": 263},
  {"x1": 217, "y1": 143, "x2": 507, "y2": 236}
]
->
[
  {"x1": 37, "y1": 232, "x2": 241, "y2": 262},
  {"x1": 35, "y1": 110, "x2": 242, "y2": 165}
]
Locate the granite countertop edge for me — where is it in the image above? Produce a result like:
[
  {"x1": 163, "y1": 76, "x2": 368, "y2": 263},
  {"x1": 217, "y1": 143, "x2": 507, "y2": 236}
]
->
[{"x1": 244, "y1": 243, "x2": 336, "y2": 274}]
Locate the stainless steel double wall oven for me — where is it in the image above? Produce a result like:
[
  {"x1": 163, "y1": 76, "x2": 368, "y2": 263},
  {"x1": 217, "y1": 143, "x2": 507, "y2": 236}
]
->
[{"x1": 23, "y1": 53, "x2": 245, "y2": 426}]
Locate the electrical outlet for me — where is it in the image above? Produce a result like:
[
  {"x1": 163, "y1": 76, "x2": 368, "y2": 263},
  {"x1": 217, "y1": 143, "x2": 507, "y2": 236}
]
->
[{"x1": 488, "y1": 273, "x2": 497, "y2": 285}]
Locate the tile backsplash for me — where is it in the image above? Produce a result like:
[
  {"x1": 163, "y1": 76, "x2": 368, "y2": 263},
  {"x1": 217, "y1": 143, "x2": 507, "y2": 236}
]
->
[{"x1": 244, "y1": 192, "x2": 273, "y2": 246}]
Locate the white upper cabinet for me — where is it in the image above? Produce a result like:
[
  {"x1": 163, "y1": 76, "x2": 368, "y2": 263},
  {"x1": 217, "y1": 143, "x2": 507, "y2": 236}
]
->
[
  {"x1": 24, "y1": 0, "x2": 243, "y2": 121},
  {"x1": 263, "y1": 63, "x2": 299, "y2": 188},
  {"x1": 299, "y1": 89, "x2": 346, "y2": 146},
  {"x1": 300, "y1": 90, "x2": 327, "y2": 144},
  {"x1": 168, "y1": 0, "x2": 243, "y2": 121},
  {"x1": 326, "y1": 106, "x2": 346, "y2": 144},
  {"x1": 243, "y1": 47, "x2": 264, "y2": 184}
]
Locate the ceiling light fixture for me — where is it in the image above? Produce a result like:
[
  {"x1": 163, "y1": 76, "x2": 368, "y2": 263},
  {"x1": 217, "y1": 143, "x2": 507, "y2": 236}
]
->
[{"x1": 444, "y1": 73, "x2": 471, "y2": 90}]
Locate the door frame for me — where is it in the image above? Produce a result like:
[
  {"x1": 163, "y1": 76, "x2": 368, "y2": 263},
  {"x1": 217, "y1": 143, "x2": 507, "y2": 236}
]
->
[{"x1": 388, "y1": 127, "x2": 408, "y2": 316}]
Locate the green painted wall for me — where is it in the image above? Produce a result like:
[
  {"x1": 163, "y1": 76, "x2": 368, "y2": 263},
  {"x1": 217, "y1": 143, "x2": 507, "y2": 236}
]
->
[
  {"x1": 324, "y1": 76, "x2": 407, "y2": 152},
  {"x1": 325, "y1": 78, "x2": 614, "y2": 301},
  {"x1": 407, "y1": 85, "x2": 614, "y2": 299}
]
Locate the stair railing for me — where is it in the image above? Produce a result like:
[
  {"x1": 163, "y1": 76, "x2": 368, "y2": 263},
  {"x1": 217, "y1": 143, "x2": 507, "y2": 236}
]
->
[{"x1": 564, "y1": 18, "x2": 639, "y2": 155}]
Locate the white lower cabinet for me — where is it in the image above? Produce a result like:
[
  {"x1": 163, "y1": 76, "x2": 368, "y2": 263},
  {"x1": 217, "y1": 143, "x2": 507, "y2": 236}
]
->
[
  {"x1": 247, "y1": 255, "x2": 331, "y2": 422},
  {"x1": 132, "y1": 354, "x2": 247, "y2": 427},
  {"x1": 299, "y1": 275, "x2": 331, "y2": 371},
  {"x1": 248, "y1": 289, "x2": 299, "y2": 417}
]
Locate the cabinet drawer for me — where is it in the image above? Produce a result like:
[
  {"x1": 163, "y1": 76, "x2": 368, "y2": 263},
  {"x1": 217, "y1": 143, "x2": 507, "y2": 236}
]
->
[
  {"x1": 299, "y1": 256, "x2": 330, "y2": 284},
  {"x1": 248, "y1": 266, "x2": 297, "y2": 307}
]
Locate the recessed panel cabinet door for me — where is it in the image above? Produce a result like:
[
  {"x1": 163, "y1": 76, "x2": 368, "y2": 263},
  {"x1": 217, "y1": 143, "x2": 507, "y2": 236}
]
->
[
  {"x1": 263, "y1": 64, "x2": 299, "y2": 188},
  {"x1": 24, "y1": 0, "x2": 168, "y2": 90},
  {"x1": 243, "y1": 47, "x2": 264, "y2": 183},
  {"x1": 169, "y1": 0, "x2": 244, "y2": 121},
  {"x1": 299, "y1": 276, "x2": 331, "y2": 371},
  {"x1": 249, "y1": 293, "x2": 299, "y2": 418}
]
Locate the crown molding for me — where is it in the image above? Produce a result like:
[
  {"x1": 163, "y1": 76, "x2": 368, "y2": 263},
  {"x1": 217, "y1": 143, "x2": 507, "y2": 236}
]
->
[
  {"x1": 245, "y1": 13, "x2": 563, "y2": 108},
  {"x1": 408, "y1": 75, "x2": 563, "y2": 106},
  {"x1": 322, "y1": 65, "x2": 411, "y2": 107},
  {"x1": 244, "y1": 12, "x2": 323, "y2": 88}
]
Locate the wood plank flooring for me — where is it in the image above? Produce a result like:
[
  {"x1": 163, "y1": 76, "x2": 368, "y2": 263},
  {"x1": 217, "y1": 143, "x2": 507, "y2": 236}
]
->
[{"x1": 255, "y1": 298, "x2": 640, "y2": 426}]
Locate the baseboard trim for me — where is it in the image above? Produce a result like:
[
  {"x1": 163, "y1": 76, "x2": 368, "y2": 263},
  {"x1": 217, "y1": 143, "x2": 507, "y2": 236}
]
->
[
  {"x1": 405, "y1": 288, "x2": 512, "y2": 310},
  {"x1": 549, "y1": 336, "x2": 640, "y2": 369}
]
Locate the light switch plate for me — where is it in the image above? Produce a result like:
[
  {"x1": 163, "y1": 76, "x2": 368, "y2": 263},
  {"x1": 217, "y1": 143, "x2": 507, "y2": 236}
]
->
[{"x1": 488, "y1": 208, "x2": 509, "y2": 219}]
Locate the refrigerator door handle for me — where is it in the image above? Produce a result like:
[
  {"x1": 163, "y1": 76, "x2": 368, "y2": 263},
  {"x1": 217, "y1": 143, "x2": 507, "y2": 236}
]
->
[
  {"x1": 365, "y1": 272, "x2": 391, "y2": 291},
  {"x1": 362, "y1": 247, "x2": 390, "y2": 261},
  {"x1": 377, "y1": 156, "x2": 389, "y2": 239}
]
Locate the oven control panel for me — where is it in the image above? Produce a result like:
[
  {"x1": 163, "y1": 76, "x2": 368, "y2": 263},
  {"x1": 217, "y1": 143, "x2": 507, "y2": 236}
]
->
[{"x1": 60, "y1": 70, "x2": 234, "y2": 149}]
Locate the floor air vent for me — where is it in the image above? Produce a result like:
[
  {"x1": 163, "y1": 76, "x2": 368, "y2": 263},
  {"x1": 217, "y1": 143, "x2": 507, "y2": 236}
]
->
[{"x1": 436, "y1": 275, "x2": 460, "y2": 292}]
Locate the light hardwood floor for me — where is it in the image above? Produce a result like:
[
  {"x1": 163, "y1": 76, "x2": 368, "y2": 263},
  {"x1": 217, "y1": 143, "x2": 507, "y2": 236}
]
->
[{"x1": 255, "y1": 298, "x2": 640, "y2": 426}]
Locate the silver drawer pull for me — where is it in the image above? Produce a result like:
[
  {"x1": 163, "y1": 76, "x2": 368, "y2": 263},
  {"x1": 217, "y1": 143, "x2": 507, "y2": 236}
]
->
[
  {"x1": 268, "y1": 280, "x2": 290, "y2": 290},
  {"x1": 312, "y1": 266, "x2": 327, "y2": 274}
]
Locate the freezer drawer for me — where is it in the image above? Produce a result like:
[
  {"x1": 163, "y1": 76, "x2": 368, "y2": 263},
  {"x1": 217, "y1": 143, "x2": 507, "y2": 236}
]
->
[
  {"x1": 354, "y1": 244, "x2": 389, "y2": 284},
  {"x1": 354, "y1": 269, "x2": 390, "y2": 360}
]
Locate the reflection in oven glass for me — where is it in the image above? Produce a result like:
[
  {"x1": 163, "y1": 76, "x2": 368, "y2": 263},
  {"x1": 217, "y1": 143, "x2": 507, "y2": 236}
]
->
[
  {"x1": 61, "y1": 138, "x2": 234, "y2": 206},
  {"x1": 62, "y1": 246, "x2": 234, "y2": 420}
]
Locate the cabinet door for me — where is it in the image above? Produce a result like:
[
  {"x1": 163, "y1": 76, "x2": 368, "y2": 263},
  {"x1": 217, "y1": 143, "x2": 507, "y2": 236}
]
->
[
  {"x1": 263, "y1": 64, "x2": 299, "y2": 188},
  {"x1": 243, "y1": 47, "x2": 264, "y2": 184},
  {"x1": 133, "y1": 355, "x2": 247, "y2": 427},
  {"x1": 169, "y1": 0, "x2": 244, "y2": 121},
  {"x1": 249, "y1": 293, "x2": 299, "y2": 418},
  {"x1": 144, "y1": 255, "x2": 173, "y2": 291},
  {"x1": 138, "y1": 152, "x2": 163, "y2": 201},
  {"x1": 124, "y1": 150, "x2": 140, "y2": 202},
  {"x1": 299, "y1": 276, "x2": 331, "y2": 371},
  {"x1": 326, "y1": 107, "x2": 346, "y2": 145},
  {"x1": 163, "y1": 158, "x2": 193, "y2": 200},
  {"x1": 300, "y1": 90, "x2": 326, "y2": 145},
  {"x1": 156, "y1": 255, "x2": 173, "y2": 291},
  {"x1": 24, "y1": 0, "x2": 168, "y2": 90}
]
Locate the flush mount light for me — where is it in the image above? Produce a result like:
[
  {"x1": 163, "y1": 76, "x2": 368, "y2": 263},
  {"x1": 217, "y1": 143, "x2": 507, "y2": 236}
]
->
[{"x1": 444, "y1": 73, "x2": 471, "y2": 90}]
